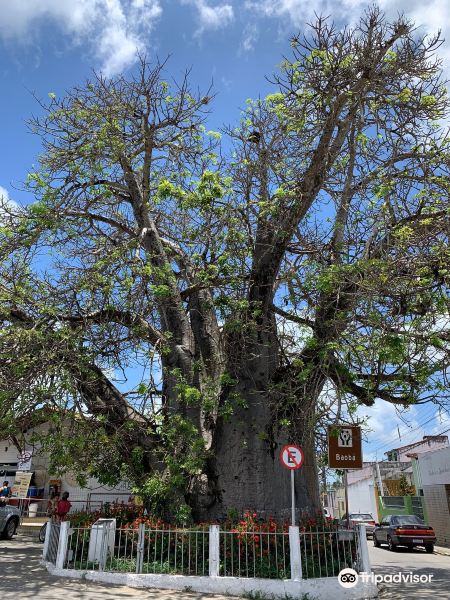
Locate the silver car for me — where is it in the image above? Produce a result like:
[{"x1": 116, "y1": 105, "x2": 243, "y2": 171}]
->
[
  {"x1": 0, "y1": 501, "x2": 21, "y2": 539},
  {"x1": 340, "y1": 512, "x2": 376, "y2": 537}
]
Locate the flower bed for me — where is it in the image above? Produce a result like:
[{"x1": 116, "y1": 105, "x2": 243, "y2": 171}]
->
[{"x1": 66, "y1": 507, "x2": 356, "y2": 579}]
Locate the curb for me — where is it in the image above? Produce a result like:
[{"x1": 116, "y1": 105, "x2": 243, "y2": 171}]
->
[
  {"x1": 433, "y1": 547, "x2": 450, "y2": 557},
  {"x1": 42, "y1": 561, "x2": 379, "y2": 599}
]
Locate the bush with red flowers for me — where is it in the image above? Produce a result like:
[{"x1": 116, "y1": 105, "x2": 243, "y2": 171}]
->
[{"x1": 66, "y1": 506, "x2": 355, "y2": 578}]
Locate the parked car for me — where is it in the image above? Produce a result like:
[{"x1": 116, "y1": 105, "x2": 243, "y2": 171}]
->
[
  {"x1": 373, "y1": 514, "x2": 436, "y2": 553},
  {"x1": 323, "y1": 507, "x2": 331, "y2": 518},
  {"x1": 0, "y1": 500, "x2": 21, "y2": 539},
  {"x1": 340, "y1": 513, "x2": 376, "y2": 536}
]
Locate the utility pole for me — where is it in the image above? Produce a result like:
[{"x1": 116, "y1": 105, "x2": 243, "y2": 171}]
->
[{"x1": 376, "y1": 461, "x2": 383, "y2": 494}]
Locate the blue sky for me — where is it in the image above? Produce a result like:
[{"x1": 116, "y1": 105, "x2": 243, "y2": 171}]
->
[{"x1": 1, "y1": 0, "x2": 449, "y2": 463}]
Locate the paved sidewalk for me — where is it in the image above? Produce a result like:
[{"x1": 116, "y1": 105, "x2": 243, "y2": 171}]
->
[
  {"x1": 434, "y1": 545, "x2": 450, "y2": 557},
  {"x1": 0, "y1": 538, "x2": 241, "y2": 600}
]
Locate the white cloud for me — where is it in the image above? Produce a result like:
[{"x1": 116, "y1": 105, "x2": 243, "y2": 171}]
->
[
  {"x1": 0, "y1": 186, "x2": 17, "y2": 209},
  {"x1": 0, "y1": 0, "x2": 162, "y2": 76},
  {"x1": 360, "y1": 401, "x2": 450, "y2": 461},
  {"x1": 358, "y1": 400, "x2": 421, "y2": 460},
  {"x1": 244, "y1": 0, "x2": 339, "y2": 27},
  {"x1": 429, "y1": 407, "x2": 450, "y2": 435},
  {"x1": 0, "y1": 185, "x2": 20, "y2": 225},
  {"x1": 240, "y1": 22, "x2": 259, "y2": 53},
  {"x1": 182, "y1": 0, "x2": 234, "y2": 36},
  {"x1": 244, "y1": 0, "x2": 450, "y2": 73}
]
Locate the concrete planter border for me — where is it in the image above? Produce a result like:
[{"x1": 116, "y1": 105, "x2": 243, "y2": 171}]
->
[{"x1": 43, "y1": 561, "x2": 378, "y2": 599}]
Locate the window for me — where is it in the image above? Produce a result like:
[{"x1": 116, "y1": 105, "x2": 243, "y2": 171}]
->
[{"x1": 396, "y1": 515, "x2": 424, "y2": 525}]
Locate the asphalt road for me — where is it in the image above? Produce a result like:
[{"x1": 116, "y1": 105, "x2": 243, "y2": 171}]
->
[
  {"x1": 368, "y1": 542, "x2": 450, "y2": 600},
  {"x1": 0, "y1": 536, "x2": 241, "y2": 600}
]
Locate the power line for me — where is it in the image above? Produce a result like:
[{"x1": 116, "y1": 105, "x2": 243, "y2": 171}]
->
[
  {"x1": 372, "y1": 414, "x2": 435, "y2": 452},
  {"x1": 369, "y1": 410, "x2": 436, "y2": 453},
  {"x1": 375, "y1": 425, "x2": 450, "y2": 465},
  {"x1": 429, "y1": 426, "x2": 450, "y2": 438},
  {"x1": 368, "y1": 408, "x2": 448, "y2": 455}
]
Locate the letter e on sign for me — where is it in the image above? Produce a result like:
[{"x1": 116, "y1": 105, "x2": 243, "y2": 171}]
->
[{"x1": 280, "y1": 445, "x2": 304, "y2": 470}]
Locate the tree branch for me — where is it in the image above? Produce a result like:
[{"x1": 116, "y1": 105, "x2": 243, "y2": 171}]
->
[{"x1": 270, "y1": 304, "x2": 315, "y2": 329}]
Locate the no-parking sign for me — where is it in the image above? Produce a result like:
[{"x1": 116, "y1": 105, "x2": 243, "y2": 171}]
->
[{"x1": 280, "y1": 444, "x2": 304, "y2": 470}]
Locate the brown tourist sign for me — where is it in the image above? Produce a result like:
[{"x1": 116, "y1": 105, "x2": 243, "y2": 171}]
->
[{"x1": 327, "y1": 425, "x2": 363, "y2": 469}]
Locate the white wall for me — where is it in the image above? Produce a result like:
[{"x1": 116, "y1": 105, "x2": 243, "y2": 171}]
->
[
  {"x1": 62, "y1": 477, "x2": 131, "y2": 511},
  {"x1": 347, "y1": 465, "x2": 374, "y2": 485},
  {"x1": 348, "y1": 477, "x2": 377, "y2": 517},
  {"x1": 1, "y1": 432, "x2": 131, "y2": 506},
  {"x1": 0, "y1": 440, "x2": 20, "y2": 465},
  {"x1": 418, "y1": 446, "x2": 450, "y2": 486}
]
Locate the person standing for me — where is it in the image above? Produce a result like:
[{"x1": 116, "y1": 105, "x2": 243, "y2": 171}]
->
[
  {"x1": 46, "y1": 491, "x2": 60, "y2": 517},
  {"x1": 56, "y1": 491, "x2": 72, "y2": 521},
  {"x1": 0, "y1": 481, "x2": 11, "y2": 499}
]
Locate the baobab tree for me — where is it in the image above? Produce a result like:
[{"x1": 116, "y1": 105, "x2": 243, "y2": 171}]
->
[{"x1": 1, "y1": 8, "x2": 449, "y2": 521}]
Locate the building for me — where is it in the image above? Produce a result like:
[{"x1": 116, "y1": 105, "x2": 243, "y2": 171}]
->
[
  {"x1": 410, "y1": 445, "x2": 450, "y2": 547},
  {"x1": 385, "y1": 435, "x2": 448, "y2": 462},
  {"x1": 329, "y1": 435, "x2": 449, "y2": 526},
  {"x1": 333, "y1": 458, "x2": 425, "y2": 521},
  {"x1": 0, "y1": 421, "x2": 131, "y2": 513},
  {"x1": 344, "y1": 461, "x2": 417, "y2": 519}
]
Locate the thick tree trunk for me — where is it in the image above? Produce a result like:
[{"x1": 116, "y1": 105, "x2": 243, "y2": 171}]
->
[
  {"x1": 208, "y1": 378, "x2": 321, "y2": 521},
  {"x1": 192, "y1": 314, "x2": 321, "y2": 521}
]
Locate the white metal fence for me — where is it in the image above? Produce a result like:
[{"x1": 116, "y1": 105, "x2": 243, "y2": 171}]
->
[
  {"x1": 43, "y1": 521, "x2": 371, "y2": 580},
  {"x1": 220, "y1": 530, "x2": 289, "y2": 578},
  {"x1": 65, "y1": 525, "x2": 210, "y2": 575}
]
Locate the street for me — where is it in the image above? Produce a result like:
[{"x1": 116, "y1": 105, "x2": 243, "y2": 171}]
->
[
  {"x1": 368, "y1": 543, "x2": 450, "y2": 599},
  {"x1": 0, "y1": 537, "x2": 241, "y2": 600}
]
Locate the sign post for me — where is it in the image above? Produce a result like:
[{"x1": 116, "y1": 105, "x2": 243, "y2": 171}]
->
[
  {"x1": 344, "y1": 470, "x2": 349, "y2": 528},
  {"x1": 280, "y1": 444, "x2": 304, "y2": 526},
  {"x1": 291, "y1": 470, "x2": 295, "y2": 526}
]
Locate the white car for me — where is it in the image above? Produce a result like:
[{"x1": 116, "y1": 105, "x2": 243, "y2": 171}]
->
[
  {"x1": 0, "y1": 501, "x2": 21, "y2": 539},
  {"x1": 340, "y1": 512, "x2": 376, "y2": 537}
]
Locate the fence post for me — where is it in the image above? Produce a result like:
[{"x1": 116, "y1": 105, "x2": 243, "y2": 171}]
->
[
  {"x1": 357, "y1": 524, "x2": 371, "y2": 573},
  {"x1": 42, "y1": 520, "x2": 52, "y2": 560},
  {"x1": 208, "y1": 525, "x2": 220, "y2": 577},
  {"x1": 289, "y1": 525, "x2": 302, "y2": 581},
  {"x1": 99, "y1": 524, "x2": 107, "y2": 571},
  {"x1": 56, "y1": 521, "x2": 70, "y2": 570},
  {"x1": 136, "y1": 523, "x2": 145, "y2": 574}
]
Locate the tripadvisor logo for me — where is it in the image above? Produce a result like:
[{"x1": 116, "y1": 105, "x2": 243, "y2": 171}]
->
[
  {"x1": 339, "y1": 568, "x2": 434, "y2": 587},
  {"x1": 338, "y1": 568, "x2": 359, "y2": 588}
]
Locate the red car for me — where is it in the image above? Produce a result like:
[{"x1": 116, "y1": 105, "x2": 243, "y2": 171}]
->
[{"x1": 373, "y1": 514, "x2": 436, "y2": 552}]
